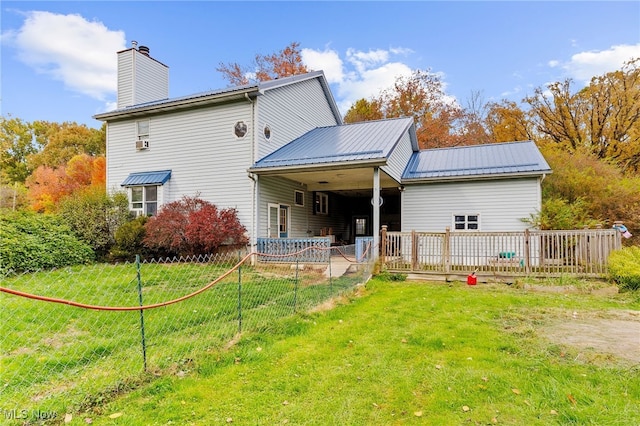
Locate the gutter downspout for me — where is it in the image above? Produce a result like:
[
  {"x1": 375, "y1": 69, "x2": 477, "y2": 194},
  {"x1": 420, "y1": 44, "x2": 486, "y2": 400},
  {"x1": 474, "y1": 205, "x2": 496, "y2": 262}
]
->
[{"x1": 245, "y1": 93, "x2": 258, "y2": 255}]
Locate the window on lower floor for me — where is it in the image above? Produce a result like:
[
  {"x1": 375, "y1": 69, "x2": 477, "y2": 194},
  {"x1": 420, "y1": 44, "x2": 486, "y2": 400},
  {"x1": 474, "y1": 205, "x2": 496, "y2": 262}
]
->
[
  {"x1": 454, "y1": 214, "x2": 479, "y2": 230},
  {"x1": 131, "y1": 186, "x2": 158, "y2": 216},
  {"x1": 315, "y1": 192, "x2": 328, "y2": 215}
]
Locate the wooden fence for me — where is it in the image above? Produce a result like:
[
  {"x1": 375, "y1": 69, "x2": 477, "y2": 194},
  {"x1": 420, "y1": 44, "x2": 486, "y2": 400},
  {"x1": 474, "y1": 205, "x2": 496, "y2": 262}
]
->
[{"x1": 381, "y1": 227, "x2": 622, "y2": 279}]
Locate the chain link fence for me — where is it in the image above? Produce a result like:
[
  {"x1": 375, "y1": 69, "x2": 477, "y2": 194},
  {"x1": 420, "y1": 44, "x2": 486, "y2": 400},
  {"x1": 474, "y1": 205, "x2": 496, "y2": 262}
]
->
[{"x1": 0, "y1": 243, "x2": 373, "y2": 415}]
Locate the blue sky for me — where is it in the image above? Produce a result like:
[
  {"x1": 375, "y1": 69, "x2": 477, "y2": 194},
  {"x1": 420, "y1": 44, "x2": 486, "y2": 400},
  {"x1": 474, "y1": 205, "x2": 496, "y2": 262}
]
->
[{"x1": 2, "y1": 1, "x2": 639, "y2": 129}]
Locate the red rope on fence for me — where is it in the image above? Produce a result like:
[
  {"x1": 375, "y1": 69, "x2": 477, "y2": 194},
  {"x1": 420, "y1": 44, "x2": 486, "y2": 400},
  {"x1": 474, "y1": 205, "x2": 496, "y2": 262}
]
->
[
  {"x1": 0, "y1": 242, "x2": 376, "y2": 311},
  {"x1": 0, "y1": 252, "x2": 254, "y2": 311}
]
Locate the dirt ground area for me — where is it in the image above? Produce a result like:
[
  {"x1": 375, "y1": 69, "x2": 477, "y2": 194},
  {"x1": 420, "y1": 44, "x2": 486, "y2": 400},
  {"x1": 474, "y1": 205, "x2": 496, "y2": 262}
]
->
[
  {"x1": 521, "y1": 284, "x2": 640, "y2": 364},
  {"x1": 545, "y1": 309, "x2": 640, "y2": 363}
]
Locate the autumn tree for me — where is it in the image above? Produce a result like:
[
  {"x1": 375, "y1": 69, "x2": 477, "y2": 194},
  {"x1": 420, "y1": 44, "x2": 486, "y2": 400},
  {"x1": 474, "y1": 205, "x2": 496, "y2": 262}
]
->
[
  {"x1": 28, "y1": 121, "x2": 106, "y2": 169},
  {"x1": 25, "y1": 154, "x2": 106, "y2": 213},
  {"x1": 533, "y1": 144, "x2": 640, "y2": 236},
  {"x1": 525, "y1": 58, "x2": 640, "y2": 174},
  {"x1": 344, "y1": 70, "x2": 473, "y2": 149},
  {"x1": 484, "y1": 100, "x2": 536, "y2": 142},
  {"x1": 217, "y1": 42, "x2": 310, "y2": 85}
]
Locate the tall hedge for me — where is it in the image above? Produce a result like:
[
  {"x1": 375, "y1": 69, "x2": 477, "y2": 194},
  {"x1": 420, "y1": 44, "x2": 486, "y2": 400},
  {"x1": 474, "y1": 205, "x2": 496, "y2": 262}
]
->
[{"x1": 0, "y1": 211, "x2": 94, "y2": 275}]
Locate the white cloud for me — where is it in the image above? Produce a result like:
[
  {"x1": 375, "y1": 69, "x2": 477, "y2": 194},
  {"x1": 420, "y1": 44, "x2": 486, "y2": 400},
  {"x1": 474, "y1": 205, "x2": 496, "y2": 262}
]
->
[
  {"x1": 2, "y1": 11, "x2": 126, "y2": 100},
  {"x1": 301, "y1": 47, "x2": 345, "y2": 84},
  {"x1": 302, "y1": 46, "x2": 416, "y2": 114},
  {"x1": 559, "y1": 43, "x2": 640, "y2": 83}
]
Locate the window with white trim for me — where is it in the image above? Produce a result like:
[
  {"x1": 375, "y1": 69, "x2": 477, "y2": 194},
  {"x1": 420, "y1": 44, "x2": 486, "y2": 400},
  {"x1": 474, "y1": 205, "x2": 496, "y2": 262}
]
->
[
  {"x1": 131, "y1": 186, "x2": 158, "y2": 216},
  {"x1": 454, "y1": 214, "x2": 479, "y2": 230},
  {"x1": 315, "y1": 192, "x2": 328, "y2": 215},
  {"x1": 137, "y1": 120, "x2": 149, "y2": 140},
  {"x1": 294, "y1": 190, "x2": 304, "y2": 207}
]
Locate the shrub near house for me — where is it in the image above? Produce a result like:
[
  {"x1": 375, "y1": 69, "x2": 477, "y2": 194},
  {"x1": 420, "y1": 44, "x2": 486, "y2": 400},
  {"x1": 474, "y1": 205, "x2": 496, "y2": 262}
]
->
[
  {"x1": 142, "y1": 196, "x2": 248, "y2": 258},
  {"x1": 0, "y1": 211, "x2": 94, "y2": 274}
]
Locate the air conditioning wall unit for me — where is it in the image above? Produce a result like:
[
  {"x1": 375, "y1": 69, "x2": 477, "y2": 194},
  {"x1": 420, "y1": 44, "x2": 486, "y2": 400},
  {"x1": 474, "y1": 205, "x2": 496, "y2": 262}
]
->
[{"x1": 136, "y1": 139, "x2": 150, "y2": 150}]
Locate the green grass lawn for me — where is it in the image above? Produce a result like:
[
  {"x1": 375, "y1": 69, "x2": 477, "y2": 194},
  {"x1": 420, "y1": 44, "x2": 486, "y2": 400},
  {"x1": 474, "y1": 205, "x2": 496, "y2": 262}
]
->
[
  {"x1": 0, "y1": 260, "x2": 365, "y2": 421},
  {"x1": 67, "y1": 277, "x2": 640, "y2": 426}
]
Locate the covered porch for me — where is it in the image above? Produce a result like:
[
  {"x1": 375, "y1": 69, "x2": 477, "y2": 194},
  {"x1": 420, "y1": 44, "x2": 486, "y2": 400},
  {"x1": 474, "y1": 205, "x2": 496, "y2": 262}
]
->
[{"x1": 248, "y1": 117, "x2": 418, "y2": 254}]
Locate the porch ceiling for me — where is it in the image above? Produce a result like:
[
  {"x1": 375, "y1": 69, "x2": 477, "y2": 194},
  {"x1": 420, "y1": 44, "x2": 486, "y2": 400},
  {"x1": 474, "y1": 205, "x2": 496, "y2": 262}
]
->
[{"x1": 262, "y1": 167, "x2": 399, "y2": 196}]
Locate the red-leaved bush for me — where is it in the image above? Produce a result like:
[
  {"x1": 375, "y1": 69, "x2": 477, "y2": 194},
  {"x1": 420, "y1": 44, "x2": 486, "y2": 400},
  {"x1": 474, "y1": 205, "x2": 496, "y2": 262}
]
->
[{"x1": 143, "y1": 196, "x2": 248, "y2": 256}]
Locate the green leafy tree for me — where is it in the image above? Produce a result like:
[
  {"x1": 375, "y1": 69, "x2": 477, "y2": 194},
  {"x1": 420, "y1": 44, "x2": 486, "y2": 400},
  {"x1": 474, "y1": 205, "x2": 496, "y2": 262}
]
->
[
  {"x1": 58, "y1": 188, "x2": 131, "y2": 259},
  {"x1": 536, "y1": 145, "x2": 640, "y2": 235},
  {"x1": 28, "y1": 121, "x2": 106, "y2": 169},
  {"x1": 0, "y1": 116, "x2": 38, "y2": 184}
]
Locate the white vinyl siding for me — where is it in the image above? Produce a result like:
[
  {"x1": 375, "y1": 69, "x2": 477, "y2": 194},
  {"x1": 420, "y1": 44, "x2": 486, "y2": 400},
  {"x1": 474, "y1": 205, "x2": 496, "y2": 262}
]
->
[
  {"x1": 117, "y1": 48, "x2": 169, "y2": 109},
  {"x1": 258, "y1": 176, "x2": 345, "y2": 239},
  {"x1": 382, "y1": 131, "x2": 414, "y2": 182},
  {"x1": 401, "y1": 178, "x2": 541, "y2": 232},
  {"x1": 256, "y1": 78, "x2": 339, "y2": 159},
  {"x1": 106, "y1": 101, "x2": 255, "y2": 237}
]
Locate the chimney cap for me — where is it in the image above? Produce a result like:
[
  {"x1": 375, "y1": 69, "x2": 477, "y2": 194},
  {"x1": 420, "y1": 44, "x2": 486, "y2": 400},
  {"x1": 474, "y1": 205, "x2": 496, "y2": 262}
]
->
[
  {"x1": 131, "y1": 40, "x2": 138, "y2": 49},
  {"x1": 138, "y1": 45, "x2": 150, "y2": 56}
]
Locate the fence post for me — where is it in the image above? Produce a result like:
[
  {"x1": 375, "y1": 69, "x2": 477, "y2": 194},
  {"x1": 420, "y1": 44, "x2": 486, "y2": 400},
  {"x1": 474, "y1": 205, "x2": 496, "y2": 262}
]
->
[
  {"x1": 294, "y1": 256, "x2": 299, "y2": 312},
  {"x1": 411, "y1": 230, "x2": 418, "y2": 271},
  {"x1": 328, "y1": 247, "x2": 333, "y2": 293},
  {"x1": 237, "y1": 250, "x2": 242, "y2": 334},
  {"x1": 380, "y1": 225, "x2": 387, "y2": 263},
  {"x1": 524, "y1": 229, "x2": 531, "y2": 274},
  {"x1": 135, "y1": 255, "x2": 147, "y2": 372},
  {"x1": 444, "y1": 227, "x2": 451, "y2": 274}
]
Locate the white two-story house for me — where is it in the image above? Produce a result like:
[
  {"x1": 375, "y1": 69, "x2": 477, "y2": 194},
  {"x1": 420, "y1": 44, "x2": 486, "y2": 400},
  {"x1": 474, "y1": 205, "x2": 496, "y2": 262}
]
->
[{"x1": 94, "y1": 43, "x2": 551, "y2": 251}]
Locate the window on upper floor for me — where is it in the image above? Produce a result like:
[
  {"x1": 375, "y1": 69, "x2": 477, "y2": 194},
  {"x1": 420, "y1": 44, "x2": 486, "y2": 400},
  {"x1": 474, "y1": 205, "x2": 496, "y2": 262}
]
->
[
  {"x1": 136, "y1": 120, "x2": 150, "y2": 150},
  {"x1": 453, "y1": 214, "x2": 479, "y2": 230},
  {"x1": 294, "y1": 190, "x2": 304, "y2": 207},
  {"x1": 234, "y1": 121, "x2": 248, "y2": 138}
]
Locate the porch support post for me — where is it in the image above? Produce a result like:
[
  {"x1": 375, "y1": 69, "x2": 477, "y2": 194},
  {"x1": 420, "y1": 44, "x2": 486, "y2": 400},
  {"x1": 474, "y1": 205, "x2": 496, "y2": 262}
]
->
[{"x1": 373, "y1": 166, "x2": 381, "y2": 260}]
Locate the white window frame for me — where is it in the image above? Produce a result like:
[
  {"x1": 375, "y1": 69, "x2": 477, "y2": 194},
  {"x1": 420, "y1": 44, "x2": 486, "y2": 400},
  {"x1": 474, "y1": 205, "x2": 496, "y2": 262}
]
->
[
  {"x1": 453, "y1": 213, "x2": 480, "y2": 231},
  {"x1": 137, "y1": 120, "x2": 150, "y2": 140},
  {"x1": 315, "y1": 192, "x2": 329, "y2": 215},
  {"x1": 294, "y1": 190, "x2": 304, "y2": 207},
  {"x1": 267, "y1": 203, "x2": 291, "y2": 238},
  {"x1": 130, "y1": 185, "x2": 160, "y2": 216}
]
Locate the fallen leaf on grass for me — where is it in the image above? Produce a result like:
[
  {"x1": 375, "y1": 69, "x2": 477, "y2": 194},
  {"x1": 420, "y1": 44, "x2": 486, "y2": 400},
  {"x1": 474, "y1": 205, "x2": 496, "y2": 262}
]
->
[
  {"x1": 226, "y1": 418, "x2": 233, "y2": 423},
  {"x1": 85, "y1": 419, "x2": 93, "y2": 424},
  {"x1": 550, "y1": 410, "x2": 558, "y2": 415},
  {"x1": 282, "y1": 400, "x2": 289, "y2": 406},
  {"x1": 109, "y1": 412, "x2": 123, "y2": 419},
  {"x1": 491, "y1": 417, "x2": 498, "y2": 424},
  {"x1": 414, "y1": 411, "x2": 423, "y2": 417},
  {"x1": 512, "y1": 388, "x2": 521, "y2": 395},
  {"x1": 256, "y1": 347, "x2": 262, "y2": 352},
  {"x1": 567, "y1": 394, "x2": 577, "y2": 405},
  {"x1": 462, "y1": 406, "x2": 470, "y2": 412},
  {"x1": 401, "y1": 338, "x2": 408, "y2": 343},
  {"x1": 64, "y1": 414, "x2": 72, "y2": 423},
  {"x1": 481, "y1": 377, "x2": 489, "y2": 382},
  {"x1": 435, "y1": 364, "x2": 442, "y2": 369}
]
